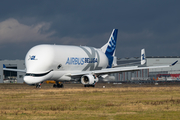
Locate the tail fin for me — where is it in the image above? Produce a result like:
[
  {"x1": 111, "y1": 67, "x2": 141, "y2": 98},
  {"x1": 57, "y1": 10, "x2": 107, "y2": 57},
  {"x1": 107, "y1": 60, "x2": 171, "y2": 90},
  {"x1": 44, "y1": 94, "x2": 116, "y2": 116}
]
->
[
  {"x1": 101, "y1": 29, "x2": 118, "y2": 68},
  {"x1": 141, "y1": 49, "x2": 146, "y2": 65}
]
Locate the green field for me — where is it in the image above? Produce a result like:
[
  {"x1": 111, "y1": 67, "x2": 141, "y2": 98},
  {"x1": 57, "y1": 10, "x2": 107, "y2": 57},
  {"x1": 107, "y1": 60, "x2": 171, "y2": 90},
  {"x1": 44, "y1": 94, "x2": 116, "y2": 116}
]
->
[{"x1": 0, "y1": 84, "x2": 180, "y2": 120}]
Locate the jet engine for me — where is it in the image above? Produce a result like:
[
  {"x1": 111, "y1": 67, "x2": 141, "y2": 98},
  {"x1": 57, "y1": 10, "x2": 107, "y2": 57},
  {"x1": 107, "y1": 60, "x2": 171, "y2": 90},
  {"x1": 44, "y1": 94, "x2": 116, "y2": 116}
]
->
[{"x1": 81, "y1": 75, "x2": 98, "y2": 86}]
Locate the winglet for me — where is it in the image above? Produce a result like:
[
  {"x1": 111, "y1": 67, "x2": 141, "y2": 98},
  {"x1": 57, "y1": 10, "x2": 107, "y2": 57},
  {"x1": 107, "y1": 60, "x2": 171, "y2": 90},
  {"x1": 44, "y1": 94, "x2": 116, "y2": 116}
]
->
[
  {"x1": 171, "y1": 60, "x2": 178, "y2": 66},
  {"x1": 3, "y1": 64, "x2": 6, "y2": 68}
]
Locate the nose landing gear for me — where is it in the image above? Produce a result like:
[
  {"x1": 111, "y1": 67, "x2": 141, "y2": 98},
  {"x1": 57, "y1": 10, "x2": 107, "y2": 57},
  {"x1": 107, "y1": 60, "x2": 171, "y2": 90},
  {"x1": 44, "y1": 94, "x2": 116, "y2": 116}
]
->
[{"x1": 36, "y1": 83, "x2": 42, "y2": 88}]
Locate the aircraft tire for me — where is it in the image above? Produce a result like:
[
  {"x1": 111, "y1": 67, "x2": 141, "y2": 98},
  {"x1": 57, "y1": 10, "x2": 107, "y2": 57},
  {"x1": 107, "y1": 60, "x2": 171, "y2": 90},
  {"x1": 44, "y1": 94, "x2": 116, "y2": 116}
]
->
[
  {"x1": 36, "y1": 85, "x2": 41, "y2": 88},
  {"x1": 53, "y1": 84, "x2": 57, "y2": 88},
  {"x1": 55, "y1": 84, "x2": 64, "y2": 88},
  {"x1": 60, "y1": 84, "x2": 64, "y2": 88},
  {"x1": 85, "y1": 85, "x2": 91, "y2": 87}
]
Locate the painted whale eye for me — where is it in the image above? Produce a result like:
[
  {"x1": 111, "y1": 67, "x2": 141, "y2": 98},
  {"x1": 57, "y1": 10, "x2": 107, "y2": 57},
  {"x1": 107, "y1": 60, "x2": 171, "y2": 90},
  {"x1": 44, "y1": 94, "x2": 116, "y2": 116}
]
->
[{"x1": 57, "y1": 64, "x2": 62, "y2": 69}]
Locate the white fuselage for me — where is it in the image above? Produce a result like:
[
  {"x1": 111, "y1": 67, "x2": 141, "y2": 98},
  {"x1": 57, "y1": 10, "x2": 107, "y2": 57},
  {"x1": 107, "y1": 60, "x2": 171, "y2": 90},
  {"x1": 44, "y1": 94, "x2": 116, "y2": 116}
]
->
[{"x1": 24, "y1": 44, "x2": 108, "y2": 84}]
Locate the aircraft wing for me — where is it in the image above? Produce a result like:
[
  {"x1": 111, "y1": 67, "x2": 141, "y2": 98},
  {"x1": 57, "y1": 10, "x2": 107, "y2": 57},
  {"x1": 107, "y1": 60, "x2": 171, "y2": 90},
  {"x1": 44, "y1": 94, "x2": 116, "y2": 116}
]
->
[
  {"x1": 3, "y1": 64, "x2": 26, "y2": 72},
  {"x1": 68, "y1": 60, "x2": 178, "y2": 77}
]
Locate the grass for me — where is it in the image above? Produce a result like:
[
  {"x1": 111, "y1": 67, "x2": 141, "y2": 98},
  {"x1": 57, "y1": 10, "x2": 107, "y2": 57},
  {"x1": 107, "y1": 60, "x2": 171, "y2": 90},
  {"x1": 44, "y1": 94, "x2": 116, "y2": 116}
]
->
[{"x1": 0, "y1": 83, "x2": 180, "y2": 119}]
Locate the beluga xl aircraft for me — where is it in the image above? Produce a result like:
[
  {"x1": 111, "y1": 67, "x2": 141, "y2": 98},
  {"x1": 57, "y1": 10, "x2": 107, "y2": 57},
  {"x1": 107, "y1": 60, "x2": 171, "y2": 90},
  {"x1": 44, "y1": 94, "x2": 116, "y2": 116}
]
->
[{"x1": 3, "y1": 29, "x2": 178, "y2": 88}]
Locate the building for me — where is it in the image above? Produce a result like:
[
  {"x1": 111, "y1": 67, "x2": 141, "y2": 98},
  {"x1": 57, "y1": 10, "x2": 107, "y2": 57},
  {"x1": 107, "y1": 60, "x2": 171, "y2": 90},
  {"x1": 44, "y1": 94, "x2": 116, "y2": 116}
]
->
[
  {"x1": 116, "y1": 57, "x2": 149, "y2": 81},
  {"x1": 0, "y1": 60, "x2": 25, "y2": 83},
  {"x1": 116, "y1": 56, "x2": 180, "y2": 82},
  {"x1": 147, "y1": 56, "x2": 180, "y2": 81}
]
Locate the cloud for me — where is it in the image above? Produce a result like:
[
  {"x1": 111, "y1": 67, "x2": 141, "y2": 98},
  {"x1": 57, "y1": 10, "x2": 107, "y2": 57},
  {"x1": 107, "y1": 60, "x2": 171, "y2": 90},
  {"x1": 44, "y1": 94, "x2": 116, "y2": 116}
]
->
[
  {"x1": 0, "y1": 18, "x2": 55, "y2": 43},
  {"x1": 119, "y1": 30, "x2": 154, "y2": 42},
  {"x1": 59, "y1": 36, "x2": 89, "y2": 46}
]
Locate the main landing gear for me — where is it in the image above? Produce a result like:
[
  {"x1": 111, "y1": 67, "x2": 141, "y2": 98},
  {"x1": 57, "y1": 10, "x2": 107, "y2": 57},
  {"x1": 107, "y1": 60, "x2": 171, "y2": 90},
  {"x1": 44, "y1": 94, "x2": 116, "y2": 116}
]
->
[
  {"x1": 53, "y1": 81, "x2": 64, "y2": 88},
  {"x1": 84, "y1": 85, "x2": 95, "y2": 87},
  {"x1": 84, "y1": 82, "x2": 97, "y2": 87}
]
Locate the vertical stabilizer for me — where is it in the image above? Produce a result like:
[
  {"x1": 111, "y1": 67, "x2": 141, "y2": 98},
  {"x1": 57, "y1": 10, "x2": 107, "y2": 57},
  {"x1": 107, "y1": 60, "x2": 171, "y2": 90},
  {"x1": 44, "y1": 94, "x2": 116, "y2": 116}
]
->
[
  {"x1": 141, "y1": 49, "x2": 146, "y2": 65},
  {"x1": 101, "y1": 29, "x2": 118, "y2": 68}
]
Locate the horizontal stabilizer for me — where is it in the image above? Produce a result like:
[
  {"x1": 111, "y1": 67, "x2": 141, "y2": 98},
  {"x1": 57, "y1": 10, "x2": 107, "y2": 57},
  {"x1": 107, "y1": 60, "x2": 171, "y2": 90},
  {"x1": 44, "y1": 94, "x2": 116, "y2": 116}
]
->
[{"x1": 3, "y1": 64, "x2": 26, "y2": 73}]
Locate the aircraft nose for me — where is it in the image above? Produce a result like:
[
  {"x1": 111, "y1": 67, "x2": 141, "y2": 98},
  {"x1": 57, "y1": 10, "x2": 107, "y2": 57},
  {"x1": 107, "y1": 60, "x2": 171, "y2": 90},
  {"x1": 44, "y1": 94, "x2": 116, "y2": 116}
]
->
[
  {"x1": 24, "y1": 75, "x2": 45, "y2": 85},
  {"x1": 24, "y1": 76, "x2": 32, "y2": 84}
]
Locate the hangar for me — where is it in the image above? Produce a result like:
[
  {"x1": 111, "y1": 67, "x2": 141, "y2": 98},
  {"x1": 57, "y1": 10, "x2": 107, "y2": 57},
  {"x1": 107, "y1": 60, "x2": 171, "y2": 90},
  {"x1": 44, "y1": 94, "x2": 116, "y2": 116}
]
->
[
  {"x1": 0, "y1": 56, "x2": 180, "y2": 83},
  {"x1": 0, "y1": 60, "x2": 25, "y2": 83},
  {"x1": 116, "y1": 56, "x2": 180, "y2": 82}
]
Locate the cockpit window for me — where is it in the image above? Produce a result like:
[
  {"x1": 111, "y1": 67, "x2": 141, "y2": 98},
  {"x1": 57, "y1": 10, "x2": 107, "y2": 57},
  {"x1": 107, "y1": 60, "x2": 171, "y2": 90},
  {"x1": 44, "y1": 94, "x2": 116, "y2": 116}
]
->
[{"x1": 25, "y1": 70, "x2": 53, "y2": 77}]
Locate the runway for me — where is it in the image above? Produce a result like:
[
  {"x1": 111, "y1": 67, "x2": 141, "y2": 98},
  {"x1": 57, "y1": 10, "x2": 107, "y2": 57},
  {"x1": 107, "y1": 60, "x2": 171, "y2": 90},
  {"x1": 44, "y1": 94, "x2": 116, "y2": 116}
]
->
[{"x1": 1, "y1": 82, "x2": 180, "y2": 89}]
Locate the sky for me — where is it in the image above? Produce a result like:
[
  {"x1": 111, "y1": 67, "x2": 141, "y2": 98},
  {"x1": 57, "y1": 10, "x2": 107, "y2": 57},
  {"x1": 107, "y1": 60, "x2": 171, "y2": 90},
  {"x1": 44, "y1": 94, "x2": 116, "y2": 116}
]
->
[{"x1": 0, "y1": 0, "x2": 180, "y2": 60}]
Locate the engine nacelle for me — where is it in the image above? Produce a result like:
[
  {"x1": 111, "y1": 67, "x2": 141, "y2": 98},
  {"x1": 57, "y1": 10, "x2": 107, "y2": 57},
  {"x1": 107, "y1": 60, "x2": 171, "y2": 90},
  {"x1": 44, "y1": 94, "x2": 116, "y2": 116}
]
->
[{"x1": 81, "y1": 75, "x2": 98, "y2": 85}]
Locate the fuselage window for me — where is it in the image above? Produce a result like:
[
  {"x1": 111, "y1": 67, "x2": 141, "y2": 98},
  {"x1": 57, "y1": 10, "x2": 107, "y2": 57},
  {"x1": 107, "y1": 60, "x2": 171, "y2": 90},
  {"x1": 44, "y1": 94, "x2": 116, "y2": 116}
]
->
[{"x1": 57, "y1": 64, "x2": 62, "y2": 69}]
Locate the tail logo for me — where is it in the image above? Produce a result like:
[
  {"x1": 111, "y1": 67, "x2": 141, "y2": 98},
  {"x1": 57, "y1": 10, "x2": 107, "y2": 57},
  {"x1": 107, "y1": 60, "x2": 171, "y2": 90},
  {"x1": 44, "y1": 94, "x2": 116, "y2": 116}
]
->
[
  {"x1": 106, "y1": 36, "x2": 116, "y2": 53},
  {"x1": 142, "y1": 54, "x2": 145, "y2": 60},
  {"x1": 105, "y1": 29, "x2": 118, "y2": 68}
]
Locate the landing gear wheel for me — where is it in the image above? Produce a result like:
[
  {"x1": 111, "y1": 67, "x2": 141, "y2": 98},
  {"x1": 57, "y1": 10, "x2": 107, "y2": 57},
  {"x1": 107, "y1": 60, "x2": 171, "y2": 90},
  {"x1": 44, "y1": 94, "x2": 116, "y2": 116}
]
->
[
  {"x1": 60, "y1": 84, "x2": 64, "y2": 88},
  {"x1": 53, "y1": 84, "x2": 57, "y2": 88},
  {"x1": 84, "y1": 85, "x2": 95, "y2": 87},
  {"x1": 53, "y1": 82, "x2": 64, "y2": 88},
  {"x1": 57, "y1": 84, "x2": 64, "y2": 88},
  {"x1": 84, "y1": 85, "x2": 90, "y2": 87},
  {"x1": 36, "y1": 84, "x2": 41, "y2": 88},
  {"x1": 57, "y1": 84, "x2": 61, "y2": 88}
]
